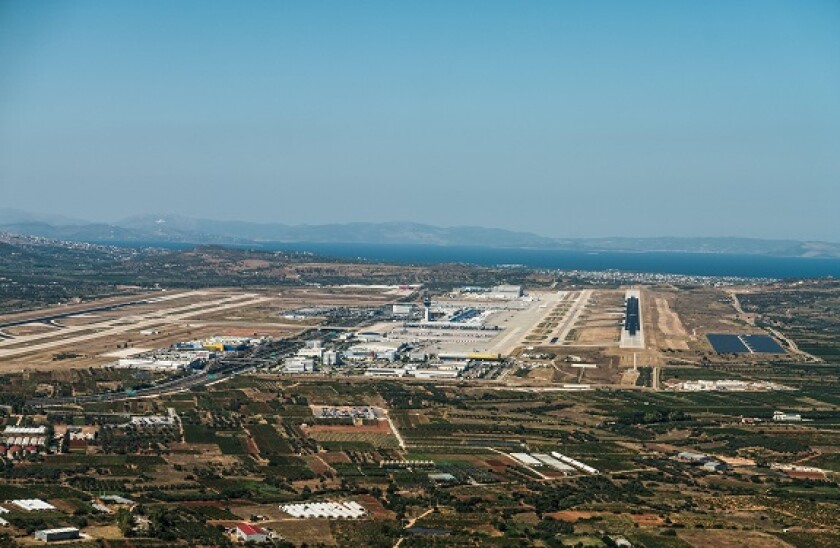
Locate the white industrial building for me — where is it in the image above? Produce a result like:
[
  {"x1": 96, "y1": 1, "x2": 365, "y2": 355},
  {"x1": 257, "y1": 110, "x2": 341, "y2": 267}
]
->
[
  {"x1": 550, "y1": 452, "x2": 599, "y2": 474},
  {"x1": 364, "y1": 367, "x2": 408, "y2": 377},
  {"x1": 532, "y1": 453, "x2": 576, "y2": 472},
  {"x1": 410, "y1": 368, "x2": 460, "y2": 379},
  {"x1": 344, "y1": 342, "x2": 404, "y2": 362},
  {"x1": 129, "y1": 415, "x2": 176, "y2": 428},
  {"x1": 3, "y1": 436, "x2": 47, "y2": 447},
  {"x1": 12, "y1": 499, "x2": 57, "y2": 511},
  {"x1": 669, "y1": 379, "x2": 791, "y2": 392},
  {"x1": 703, "y1": 461, "x2": 728, "y2": 472},
  {"x1": 281, "y1": 501, "x2": 367, "y2": 519},
  {"x1": 100, "y1": 495, "x2": 134, "y2": 505},
  {"x1": 115, "y1": 351, "x2": 201, "y2": 371},
  {"x1": 34, "y1": 527, "x2": 80, "y2": 542},
  {"x1": 392, "y1": 304, "x2": 414, "y2": 316},
  {"x1": 2, "y1": 424, "x2": 48, "y2": 446},
  {"x1": 489, "y1": 285, "x2": 523, "y2": 300},
  {"x1": 297, "y1": 347, "x2": 324, "y2": 359},
  {"x1": 773, "y1": 410, "x2": 802, "y2": 422},
  {"x1": 510, "y1": 453, "x2": 542, "y2": 466},
  {"x1": 66, "y1": 426, "x2": 97, "y2": 441},
  {"x1": 284, "y1": 357, "x2": 315, "y2": 373},
  {"x1": 356, "y1": 331, "x2": 385, "y2": 342},
  {"x1": 322, "y1": 350, "x2": 340, "y2": 366},
  {"x1": 3, "y1": 426, "x2": 46, "y2": 435}
]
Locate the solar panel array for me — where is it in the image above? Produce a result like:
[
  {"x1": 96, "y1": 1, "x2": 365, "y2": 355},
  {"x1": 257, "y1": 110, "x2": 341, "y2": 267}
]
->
[
  {"x1": 707, "y1": 333, "x2": 785, "y2": 354},
  {"x1": 742, "y1": 335, "x2": 785, "y2": 353}
]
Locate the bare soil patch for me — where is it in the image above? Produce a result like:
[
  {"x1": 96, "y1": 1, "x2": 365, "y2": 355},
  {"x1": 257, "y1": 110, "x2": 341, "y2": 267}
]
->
[{"x1": 678, "y1": 530, "x2": 792, "y2": 548}]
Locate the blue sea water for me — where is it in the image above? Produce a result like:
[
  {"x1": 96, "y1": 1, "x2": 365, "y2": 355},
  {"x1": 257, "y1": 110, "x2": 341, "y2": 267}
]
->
[
  {"x1": 103, "y1": 241, "x2": 840, "y2": 279},
  {"x1": 260, "y1": 242, "x2": 840, "y2": 279}
]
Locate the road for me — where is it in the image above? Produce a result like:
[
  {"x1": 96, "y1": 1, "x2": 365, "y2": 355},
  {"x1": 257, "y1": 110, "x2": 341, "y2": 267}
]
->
[
  {"x1": 24, "y1": 337, "x2": 305, "y2": 407},
  {"x1": 26, "y1": 363, "x2": 252, "y2": 407},
  {"x1": 393, "y1": 508, "x2": 436, "y2": 548},
  {"x1": 385, "y1": 410, "x2": 407, "y2": 450},
  {"x1": 728, "y1": 291, "x2": 818, "y2": 362}
]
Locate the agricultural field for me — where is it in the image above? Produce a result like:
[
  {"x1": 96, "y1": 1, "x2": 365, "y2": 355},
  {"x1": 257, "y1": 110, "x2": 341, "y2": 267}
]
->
[
  {"x1": 0, "y1": 272, "x2": 839, "y2": 545},
  {"x1": 0, "y1": 367, "x2": 838, "y2": 546},
  {"x1": 738, "y1": 280, "x2": 840, "y2": 363}
]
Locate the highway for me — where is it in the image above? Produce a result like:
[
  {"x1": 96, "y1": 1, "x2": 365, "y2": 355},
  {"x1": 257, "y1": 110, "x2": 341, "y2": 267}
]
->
[
  {"x1": 25, "y1": 337, "x2": 306, "y2": 407},
  {"x1": 26, "y1": 361, "x2": 253, "y2": 407}
]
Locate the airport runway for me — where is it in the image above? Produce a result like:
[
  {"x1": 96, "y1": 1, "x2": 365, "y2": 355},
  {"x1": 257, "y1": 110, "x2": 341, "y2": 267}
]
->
[
  {"x1": 619, "y1": 289, "x2": 645, "y2": 349},
  {"x1": 0, "y1": 292, "x2": 270, "y2": 359},
  {"x1": 551, "y1": 289, "x2": 593, "y2": 344}
]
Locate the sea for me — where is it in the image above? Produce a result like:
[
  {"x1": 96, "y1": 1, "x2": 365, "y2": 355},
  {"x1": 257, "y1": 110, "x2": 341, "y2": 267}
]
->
[{"x1": 111, "y1": 241, "x2": 840, "y2": 280}]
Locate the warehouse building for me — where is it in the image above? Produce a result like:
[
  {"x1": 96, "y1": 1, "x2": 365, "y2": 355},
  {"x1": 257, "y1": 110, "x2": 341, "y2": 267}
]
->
[
  {"x1": 364, "y1": 367, "x2": 408, "y2": 377},
  {"x1": 550, "y1": 452, "x2": 599, "y2": 474},
  {"x1": 410, "y1": 368, "x2": 460, "y2": 379},
  {"x1": 3, "y1": 426, "x2": 46, "y2": 435},
  {"x1": 12, "y1": 499, "x2": 57, "y2": 512},
  {"x1": 773, "y1": 410, "x2": 802, "y2": 422},
  {"x1": 283, "y1": 357, "x2": 315, "y2": 373},
  {"x1": 281, "y1": 501, "x2": 367, "y2": 519},
  {"x1": 344, "y1": 342, "x2": 405, "y2": 362},
  {"x1": 392, "y1": 304, "x2": 414, "y2": 316},
  {"x1": 510, "y1": 453, "x2": 542, "y2": 466},
  {"x1": 34, "y1": 527, "x2": 80, "y2": 542},
  {"x1": 703, "y1": 461, "x2": 728, "y2": 472},
  {"x1": 490, "y1": 285, "x2": 523, "y2": 300},
  {"x1": 297, "y1": 347, "x2": 324, "y2": 359},
  {"x1": 322, "y1": 350, "x2": 340, "y2": 366},
  {"x1": 99, "y1": 495, "x2": 134, "y2": 505},
  {"x1": 116, "y1": 351, "x2": 201, "y2": 371},
  {"x1": 532, "y1": 453, "x2": 576, "y2": 473}
]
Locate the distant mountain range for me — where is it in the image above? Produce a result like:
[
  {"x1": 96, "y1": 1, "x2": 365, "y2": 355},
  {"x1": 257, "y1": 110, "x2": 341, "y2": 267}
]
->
[{"x1": 1, "y1": 208, "x2": 839, "y2": 258}]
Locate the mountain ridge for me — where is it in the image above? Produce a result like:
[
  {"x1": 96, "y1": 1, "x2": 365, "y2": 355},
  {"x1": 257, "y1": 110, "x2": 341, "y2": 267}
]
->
[{"x1": 1, "y1": 210, "x2": 838, "y2": 258}]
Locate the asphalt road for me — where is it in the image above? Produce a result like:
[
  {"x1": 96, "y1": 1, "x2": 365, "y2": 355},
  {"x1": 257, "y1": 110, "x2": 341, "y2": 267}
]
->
[{"x1": 25, "y1": 337, "x2": 308, "y2": 407}]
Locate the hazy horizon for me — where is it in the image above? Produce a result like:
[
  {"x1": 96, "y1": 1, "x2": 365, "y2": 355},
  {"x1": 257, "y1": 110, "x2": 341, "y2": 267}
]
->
[{"x1": 2, "y1": 2, "x2": 839, "y2": 241}]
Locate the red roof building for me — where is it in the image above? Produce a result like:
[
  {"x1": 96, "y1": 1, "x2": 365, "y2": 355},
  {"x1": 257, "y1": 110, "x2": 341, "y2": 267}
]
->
[
  {"x1": 235, "y1": 523, "x2": 268, "y2": 543},
  {"x1": 68, "y1": 439, "x2": 88, "y2": 452}
]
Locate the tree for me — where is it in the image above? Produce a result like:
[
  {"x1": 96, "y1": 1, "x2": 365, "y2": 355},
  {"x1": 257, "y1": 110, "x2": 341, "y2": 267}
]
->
[{"x1": 116, "y1": 508, "x2": 136, "y2": 537}]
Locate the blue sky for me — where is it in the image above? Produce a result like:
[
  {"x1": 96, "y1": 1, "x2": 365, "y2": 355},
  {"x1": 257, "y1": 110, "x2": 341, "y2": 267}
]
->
[{"x1": 1, "y1": 1, "x2": 839, "y2": 240}]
